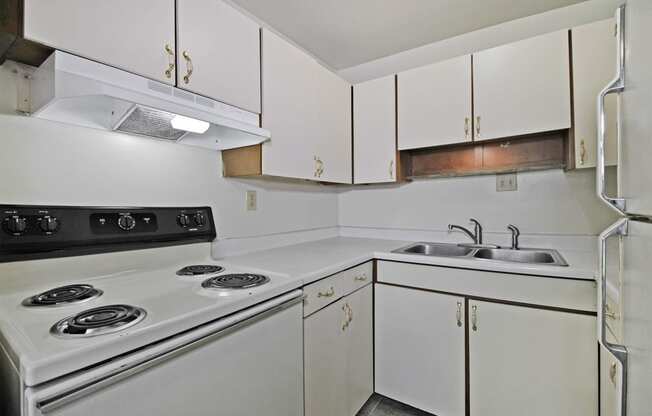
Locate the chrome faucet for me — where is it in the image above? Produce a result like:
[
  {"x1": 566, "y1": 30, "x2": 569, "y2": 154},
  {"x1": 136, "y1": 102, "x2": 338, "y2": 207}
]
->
[
  {"x1": 448, "y1": 218, "x2": 483, "y2": 245},
  {"x1": 507, "y1": 224, "x2": 520, "y2": 250}
]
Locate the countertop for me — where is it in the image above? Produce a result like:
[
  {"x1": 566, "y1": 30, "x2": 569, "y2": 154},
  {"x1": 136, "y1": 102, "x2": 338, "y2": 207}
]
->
[{"x1": 223, "y1": 237, "x2": 598, "y2": 287}]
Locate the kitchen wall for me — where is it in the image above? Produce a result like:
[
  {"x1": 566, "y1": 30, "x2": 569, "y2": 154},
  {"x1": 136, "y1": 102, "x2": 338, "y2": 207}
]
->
[
  {"x1": 0, "y1": 64, "x2": 339, "y2": 256},
  {"x1": 338, "y1": 169, "x2": 618, "y2": 249}
]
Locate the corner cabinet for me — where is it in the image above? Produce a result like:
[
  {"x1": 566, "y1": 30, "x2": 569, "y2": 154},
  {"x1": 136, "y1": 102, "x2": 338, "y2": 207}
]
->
[
  {"x1": 472, "y1": 30, "x2": 571, "y2": 141},
  {"x1": 398, "y1": 55, "x2": 473, "y2": 150},
  {"x1": 223, "y1": 29, "x2": 352, "y2": 183},
  {"x1": 23, "y1": 0, "x2": 177, "y2": 84},
  {"x1": 468, "y1": 300, "x2": 597, "y2": 416},
  {"x1": 571, "y1": 18, "x2": 618, "y2": 169},
  {"x1": 353, "y1": 76, "x2": 397, "y2": 184},
  {"x1": 375, "y1": 284, "x2": 466, "y2": 416},
  {"x1": 304, "y1": 264, "x2": 373, "y2": 416},
  {"x1": 176, "y1": 0, "x2": 261, "y2": 113}
]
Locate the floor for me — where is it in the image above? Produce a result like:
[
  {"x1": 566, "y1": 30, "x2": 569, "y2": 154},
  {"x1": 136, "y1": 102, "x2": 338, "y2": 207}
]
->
[{"x1": 357, "y1": 394, "x2": 433, "y2": 416}]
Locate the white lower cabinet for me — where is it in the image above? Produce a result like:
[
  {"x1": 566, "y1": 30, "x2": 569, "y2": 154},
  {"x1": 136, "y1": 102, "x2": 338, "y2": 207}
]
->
[
  {"x1": 304, "y1": 284, "x2": 373, "y2": 416},
  {"x1": 375, "y1": 284, "x2": 466, "y2": 416},
  {"x1": 468, "y1": 300, "x2": 598, "y2": 416}
]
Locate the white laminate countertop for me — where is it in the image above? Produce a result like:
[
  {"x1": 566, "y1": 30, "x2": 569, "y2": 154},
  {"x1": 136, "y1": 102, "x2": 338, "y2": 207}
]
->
[{"x1": 222, "y1": 237, "x2": 598, "y2": 287}]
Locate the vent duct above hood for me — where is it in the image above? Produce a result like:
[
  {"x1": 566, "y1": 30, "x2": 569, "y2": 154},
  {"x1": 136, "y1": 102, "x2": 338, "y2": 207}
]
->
[{"x1": 28, "y1": 51, "x2": 270, "y2": 150}]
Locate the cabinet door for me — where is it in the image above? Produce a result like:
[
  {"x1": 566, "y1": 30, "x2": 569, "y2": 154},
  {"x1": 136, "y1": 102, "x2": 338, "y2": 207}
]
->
[
  {"x1": 473, "y1": 30, "x2": 571, "y2": 141},
  {"x1": 315, "y1": 68, "x2": 352, "y2": 184},
  {"x1": 304, "y1": 298, "x2": 348, "y2": 416},
  {"x1": 398, "y1": 55, "x2": 472, "y2": 150},
  {"x1": 261, "y1": 29, "x2": 320, "y2": 181},
  {"x1": 176, "y1": 0, "x2": 260, "y2": 113},
  {"x1": 353, "y1": 76, "x2": 396, "y2": 184},
  {"x1": 23, "y1": 0, "x2": 176, "y2": 84},
  {"x1": 344, "y1": 285, "x2": 373, "y2": 415},
  {"x1": 571, "y1": 18, "x2": 618, "y2": 168},
  {"x1": 375, "y1": 284, "x2": 465, "y2": 416},
  {"x1": 469, "y1": 300, "x2": 597, "y2": 416}
]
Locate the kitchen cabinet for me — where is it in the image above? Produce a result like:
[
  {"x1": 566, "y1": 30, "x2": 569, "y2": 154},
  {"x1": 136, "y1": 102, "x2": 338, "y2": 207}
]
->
[
  {"x1": 473, "y1": 30, "x2": 571, "y2": 141},
  {"x1": 230, "y1": 28, "x2": 351, "y2": 183},
  {"x1": 571, "y1": 18, "x2": 618, "y2": 168},
  {"x1": 353, "y1": 76, "x2": 396, "y2": 184},
  {"x1": 176, "y1": 0, "x2": 261, "y2": 113},
  {"x1": 304, "y1": 284, "x2": 373, "y2": 416},
  {"x1": 398, "y1": 55, "x2": 472, "y2": 150},
  {"x1": 23, "y1": 0, "x2": 177, "y2": 84},
  {"x1": 375, "y1": 284, "x2": 465, "y2": 416},
  {"x1": 468, "y1": 300, "x2": 597, "y2": 416}
]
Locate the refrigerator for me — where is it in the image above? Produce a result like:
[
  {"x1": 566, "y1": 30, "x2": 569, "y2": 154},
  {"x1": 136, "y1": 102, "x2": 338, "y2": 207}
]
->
[{"x1": 597, "y1": 1, "x2": 652, "y2": 416}]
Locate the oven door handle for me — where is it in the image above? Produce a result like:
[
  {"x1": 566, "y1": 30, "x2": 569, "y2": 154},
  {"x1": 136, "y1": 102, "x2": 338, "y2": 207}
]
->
[
  {"x1": 36, "y1": 290, "x2": 303, "y2": 414},
  {"x1": 598, "y1": 219, "x2": 628, "y2": 416}
]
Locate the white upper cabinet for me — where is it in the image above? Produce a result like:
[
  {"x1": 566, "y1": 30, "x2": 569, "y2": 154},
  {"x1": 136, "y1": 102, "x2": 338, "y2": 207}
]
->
[
  {"x1": 23, "y1": 0, "x2": 176, "y2": 85},
  {"x1": 353, "y1": 76, "x2": 396, "y2": 184},
  {"x1": 176, "y1": 0, "x2": 261, "y2": 113},
  {"x1": 473, "y1": 30, "x2": 571, "y2": 141},
  {"x1": 572, "y1": 18, "x2": 618, "y2": 169},
  {"x1": 398, "y1": 55, "x2": 472, "y2": 150},
  {"x1": 261, "y1": 29, "x2": 351, "y2": 183}
]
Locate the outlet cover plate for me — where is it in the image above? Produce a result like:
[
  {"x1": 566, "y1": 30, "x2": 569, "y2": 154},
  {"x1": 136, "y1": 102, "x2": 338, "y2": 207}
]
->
[
  {"x1": 246, "y1": 190, "x2": 257, "y2": 211},
  {"x1": 496, "y1": 173, "x2": 517, "y2": 192}
]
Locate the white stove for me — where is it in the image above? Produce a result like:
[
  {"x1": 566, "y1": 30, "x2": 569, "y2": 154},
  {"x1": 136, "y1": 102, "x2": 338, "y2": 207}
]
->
[{"x1": 0, "y1": 205, "x2": 303, "y2": 416}]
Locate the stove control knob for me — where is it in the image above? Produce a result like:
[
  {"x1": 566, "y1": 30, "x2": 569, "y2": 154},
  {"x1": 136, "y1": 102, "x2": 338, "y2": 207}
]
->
[
  {"x1": 5, "y1": 216, "x2": 27, "y2": 235},
  {"x1": 177, "y1": 214, "x2": 191, "y2": 227},
  {"x1": 194, "y1": 213, "x2": 206, "y2": 227},
  {"x1": 117, "y1": 214, "x2": 136, "y2": 231},
  {"x1": 39, "y1": 216, "x2": 59, "y2": 233}
]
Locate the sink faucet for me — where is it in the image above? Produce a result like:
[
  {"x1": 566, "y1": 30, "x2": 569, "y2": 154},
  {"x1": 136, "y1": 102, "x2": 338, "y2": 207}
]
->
[
  {"x1": 507, "y1": 224, "x2": 520, "y2": 250},
  {"x1": 448, "y1": 218, "x2": 483, "y2": 244}
]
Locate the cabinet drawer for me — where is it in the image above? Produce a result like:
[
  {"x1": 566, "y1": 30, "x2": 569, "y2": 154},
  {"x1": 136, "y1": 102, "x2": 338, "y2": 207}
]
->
[{"x1": 303, "y1": 262, "x2": 372, "y2": 317}]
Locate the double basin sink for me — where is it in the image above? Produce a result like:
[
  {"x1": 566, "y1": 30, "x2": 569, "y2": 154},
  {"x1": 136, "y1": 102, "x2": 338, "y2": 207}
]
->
[{"x1": 393, "y1": 242, "x2": 568, "y2": 266}]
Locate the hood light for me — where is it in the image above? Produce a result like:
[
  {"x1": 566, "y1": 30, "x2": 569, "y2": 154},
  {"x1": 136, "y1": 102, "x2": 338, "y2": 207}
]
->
[{"x1": 170, "y1": 115, "x2": 210, "y2": 134}]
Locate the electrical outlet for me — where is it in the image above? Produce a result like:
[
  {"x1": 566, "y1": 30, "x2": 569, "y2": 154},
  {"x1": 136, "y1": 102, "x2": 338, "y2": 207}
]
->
[
  {"x1": 496, "y1": 173, "x2": 517, "y2": 192},
  {"x1": 246, "y1": 190, "x2": 257, "y2": 211}
]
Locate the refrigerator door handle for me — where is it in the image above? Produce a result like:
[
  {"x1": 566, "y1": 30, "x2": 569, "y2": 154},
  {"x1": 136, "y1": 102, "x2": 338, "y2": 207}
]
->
[
  {"x1": 599, "y1": 219, "x2": 629, "y2": 416},
  {"x1": 597, "y1": 4, "x2": 627, "y2": 215}
]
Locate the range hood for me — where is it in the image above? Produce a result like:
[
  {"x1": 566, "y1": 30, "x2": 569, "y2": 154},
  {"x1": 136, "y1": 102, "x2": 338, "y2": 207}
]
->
[{"x1": 28, "y1": 51, "x2": 270, "y2": 150}]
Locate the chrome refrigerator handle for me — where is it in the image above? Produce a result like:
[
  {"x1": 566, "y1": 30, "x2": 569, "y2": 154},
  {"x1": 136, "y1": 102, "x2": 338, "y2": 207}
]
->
[
  {"x1": 599, "y1": 219, "x2": 628, "y2": 416},
  {"x1": 597, "y1": 5, "x2": 626, "y2": 214}
]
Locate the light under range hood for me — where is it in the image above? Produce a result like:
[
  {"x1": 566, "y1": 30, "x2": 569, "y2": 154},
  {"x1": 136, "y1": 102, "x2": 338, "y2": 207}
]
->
[{"x1": 28, "y1": 51, "x2": 270, "y2": 150}]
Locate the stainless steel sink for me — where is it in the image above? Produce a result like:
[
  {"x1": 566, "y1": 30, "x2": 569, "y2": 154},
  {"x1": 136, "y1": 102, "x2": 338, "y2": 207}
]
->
[
  {"x1": 473, "y1": 248, "x2": 568, "y2": 266},
  {"x1": 393, "y1": 242, "x2": 568, "y2": 266},
  {"x1": 393, "y1": 242, "x2": 475, "y2": 258}
]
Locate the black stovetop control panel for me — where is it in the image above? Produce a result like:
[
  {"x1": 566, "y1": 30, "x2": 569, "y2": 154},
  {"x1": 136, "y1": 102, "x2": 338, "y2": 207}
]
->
[{"x1": 0, "y1": 205, "x2": 216, "y2": 262}]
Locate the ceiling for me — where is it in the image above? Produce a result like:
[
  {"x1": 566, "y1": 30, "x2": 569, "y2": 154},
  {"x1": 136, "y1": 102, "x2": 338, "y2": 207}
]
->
[{"x1": 230, "y1": 0, "x2": 589, "y2": 69}]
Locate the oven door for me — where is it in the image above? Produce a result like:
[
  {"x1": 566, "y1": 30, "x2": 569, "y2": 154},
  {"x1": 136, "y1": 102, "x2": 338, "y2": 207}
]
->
[{"x1": 25, "y1": 290, "x2": 304, "y2": 416}]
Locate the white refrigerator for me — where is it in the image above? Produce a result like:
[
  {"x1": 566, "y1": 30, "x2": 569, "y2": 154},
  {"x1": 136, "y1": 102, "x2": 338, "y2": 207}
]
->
[{"x1": 597, "y1": 2, "x2": 652, "y2": 416}]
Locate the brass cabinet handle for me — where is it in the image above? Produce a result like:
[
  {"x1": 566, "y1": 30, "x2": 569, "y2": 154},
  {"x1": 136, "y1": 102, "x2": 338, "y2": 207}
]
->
[
  {"x1": 389, "y1": 159, "x2": 394, "y2": 179},
  {"x1": 579, "y1": 139, "x2": 587, "y2": 165},
  {"x1": 475, "y1": 116, "x2": 481, "y2": 137},
  {"x1": 605, "y1": 303, "x2": 619, "y2": 320},
  {"x1": 182, "y1": 50, "x2": 193, "y2": 84},
  {"x1": 471, "y1": 305, "x2": 478, "y2": 331},
  {"x1": 456, "y1": 302, "x2": 463, "y2": 327},
  {"x1": 355, "y1": 273, "x2": 367, "y2": 282},
  {"x1": 341, "y1": 303, "x2": 352, "y2": 331},
  {"x1": 314, "y1": 156, "x2": 324, "y2": 178},
  {"x1": 317, "y1": 286, "x2": 334, "y2": 298},
  {"x1": 610, "y1": 362, "x2": 618, "y2": 386},
  {"x1": 164, "y1": 44, "x2": 175, "y2": 79},
  {"x1": 464, "y1": 117, "x2": 470, "y2": 139}
]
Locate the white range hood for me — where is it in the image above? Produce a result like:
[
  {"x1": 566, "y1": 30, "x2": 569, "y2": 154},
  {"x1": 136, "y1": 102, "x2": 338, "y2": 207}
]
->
[{"x1": 28, "y1": 51, "x2": 270, "y2": 150}]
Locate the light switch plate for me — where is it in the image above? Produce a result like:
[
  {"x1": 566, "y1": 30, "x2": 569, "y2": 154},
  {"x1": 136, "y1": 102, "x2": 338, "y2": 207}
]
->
[
  {"x1": 246, "y1": 190, "x2": 257, "y2": 211},
  {"x1": 496, "y1": 173, "x2": 517, "y2": 192}
]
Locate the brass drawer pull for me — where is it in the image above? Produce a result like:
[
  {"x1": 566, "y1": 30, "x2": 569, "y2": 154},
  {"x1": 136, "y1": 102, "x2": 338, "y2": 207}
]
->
[
  {"x1": 164, "y1": 44, "x2": 175, "y2": 79},
  {"x1": 456, "y1": 302, "x2": 463, "y2": 327},
  {"x1": 354, "y1": 273, "x2": 367, "y2": 282},
  {"x1": 317, "y1": 287, "x2": 334, "y2": 298},
  {"x1": 471, "y1": 305, "x2": 478, "y2": 331},
  {"x1": 182, "y1": 50, "x2": 194, "y2": 84}
]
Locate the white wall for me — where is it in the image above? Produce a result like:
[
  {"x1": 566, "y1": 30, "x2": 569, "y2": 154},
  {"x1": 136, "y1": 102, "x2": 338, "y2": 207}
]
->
[
  {"x1": 0, "y1": 65, "x2": 339, "y2": 251},
  {"x1": 338, "y1": 168, "x2": 618, "y2": 245},
  {"x1": 339, "y1": 0, "x2": 621, "y2": 83}
]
